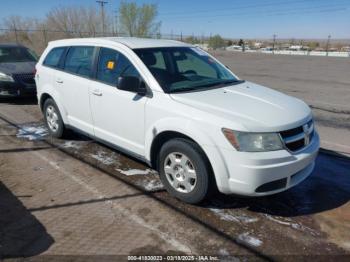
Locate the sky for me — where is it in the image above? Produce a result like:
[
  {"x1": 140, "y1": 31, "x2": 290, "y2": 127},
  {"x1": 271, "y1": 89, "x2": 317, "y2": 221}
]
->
[{"x1": 0, "y1": 0, "x2": 349, "y2": 39}]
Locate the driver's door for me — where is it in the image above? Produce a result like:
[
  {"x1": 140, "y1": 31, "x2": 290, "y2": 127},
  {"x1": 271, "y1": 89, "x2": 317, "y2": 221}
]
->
[{"x1": 89, "y1": 47, "x2": 148, "y2": 156}]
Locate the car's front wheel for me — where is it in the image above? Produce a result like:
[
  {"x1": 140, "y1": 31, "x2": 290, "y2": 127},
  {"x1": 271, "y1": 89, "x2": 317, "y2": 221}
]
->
[
  {"x1": 158, "y1": 138, "x2": 214, "y2": 204},
  {"x1": 43, "y1": 98, "x2": 66, "y2": 138}
]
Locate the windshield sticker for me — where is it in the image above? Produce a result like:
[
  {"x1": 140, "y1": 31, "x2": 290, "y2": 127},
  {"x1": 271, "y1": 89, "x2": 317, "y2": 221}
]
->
[{"x1": 191, "y1": 47, "x2": 208, "y2": 56}]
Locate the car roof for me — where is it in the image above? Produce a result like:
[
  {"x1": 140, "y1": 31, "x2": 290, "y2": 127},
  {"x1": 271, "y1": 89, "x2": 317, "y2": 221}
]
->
[{"x1": 49, "y1": 37, "x2": 192, "y2": 49}]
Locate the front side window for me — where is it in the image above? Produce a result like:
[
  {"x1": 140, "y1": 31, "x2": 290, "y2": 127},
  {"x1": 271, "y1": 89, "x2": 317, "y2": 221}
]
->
[
  {"x1": 96, "y1": 47, "x2": 140, "y2": 86},
  {"x1": 134, "y1": 47, "x2": 241, "y2": 93},
  {"x1": 0, "y1": 47, "x2": 37, "y2": 63},
  {"x1": 64, "y1": 46, "x2": 94, "y2": 77},
  {"x1": 43, "y1": 47, "x2": 66, "y2": 68}
]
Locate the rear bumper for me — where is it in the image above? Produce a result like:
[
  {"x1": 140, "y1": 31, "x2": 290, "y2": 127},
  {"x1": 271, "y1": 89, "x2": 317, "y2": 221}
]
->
[
  {"x1": 0, "y1": 82, "x2": 36, "y2": 97},
  {"x1": 210, "y1": 131, "x2": 320, "y2": 196}
]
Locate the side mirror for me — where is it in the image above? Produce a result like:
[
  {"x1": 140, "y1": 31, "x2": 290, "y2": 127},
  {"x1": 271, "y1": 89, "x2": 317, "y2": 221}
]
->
[{"x1": 117, "y1": 76, "x2": 147, "y2": 96}]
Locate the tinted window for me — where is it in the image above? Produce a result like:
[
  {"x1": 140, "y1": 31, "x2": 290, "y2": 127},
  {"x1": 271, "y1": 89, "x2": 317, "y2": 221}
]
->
[
  {"x1": 0, "y1": 47, "x2": 37, "y2": 63},
  {"x1": 96, "y1": 47, "x2": 140, "y2": 86},
  {"x1": 64, "y1": 46, "x2": 94, "y2": 77},
  {"x1": 43, "y1": 47, "x2": 65, "y2": 68}
]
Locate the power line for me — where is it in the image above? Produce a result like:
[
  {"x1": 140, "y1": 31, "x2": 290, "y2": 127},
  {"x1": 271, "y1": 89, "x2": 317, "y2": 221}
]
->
[
  {"x1": 159, "y1": 0, "x2": 311, "y2": 16},
  {"x1": 158, "y1": 0, "x2": 348, "y2": 17},
  {"x1": 163, "y1": 5, "x2": 348, "y2": 21}
]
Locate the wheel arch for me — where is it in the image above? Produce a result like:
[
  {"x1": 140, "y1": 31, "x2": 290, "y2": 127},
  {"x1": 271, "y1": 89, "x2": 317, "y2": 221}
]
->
[
  {"x1": 39, "y1": 93, "x2": 53, "y2": 112},
  {"x1": 39, "y1": 92, "x2": 68, "y2": 124},
  {"x1": 149, "y1": 127, "x2": 222, "y2": 187}
]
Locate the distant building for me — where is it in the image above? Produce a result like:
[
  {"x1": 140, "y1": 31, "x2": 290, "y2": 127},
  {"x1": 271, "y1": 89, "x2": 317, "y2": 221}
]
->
[
  {"x1": 289, "y1": 45, "x2": 303, "y2": 51},
  {"x1": 253, "y1": 42, "x2": 263, "y2": 49},
  {"x1": 341, "y1": 46, "x2": 350, "y2": 52}
]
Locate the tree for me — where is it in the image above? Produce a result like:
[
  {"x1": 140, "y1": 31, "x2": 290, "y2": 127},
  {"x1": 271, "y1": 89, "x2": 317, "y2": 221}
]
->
[
  {"x1": 208, "y1": 34, "x2": 225, "y2": 50},
  {"x1": 238, "y1": 39, "x2": 244, "y2": 46},
  {"x1": 46, "y1": 6, "x2": 108, "y2": 37},
  {"x1": 307, "y1": 41, "x2": 320, "y2": 50},
  {"x1": 184, "y1": 36, "x2": 200, "y2": 44},
  {"x1": 226, "y1": 39, "x2": 233, "y2": 46},
  {"x1": 118, "y1": 1, "x2": 161, "y2": 37}
]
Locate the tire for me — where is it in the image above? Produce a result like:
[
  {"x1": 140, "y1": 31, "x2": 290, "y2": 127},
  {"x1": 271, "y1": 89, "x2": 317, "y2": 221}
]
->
[
  {"x1": 43, "y1": 98, "x2": 66, "y2": 138},
  {"x1": 158, "y1": 138, "x2": 214, "y2": 204}
]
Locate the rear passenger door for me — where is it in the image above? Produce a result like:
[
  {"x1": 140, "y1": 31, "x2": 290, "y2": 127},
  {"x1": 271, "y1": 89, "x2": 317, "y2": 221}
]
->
[{"x1": 57, "y1": 46, "x2": 95, "y2": 135}]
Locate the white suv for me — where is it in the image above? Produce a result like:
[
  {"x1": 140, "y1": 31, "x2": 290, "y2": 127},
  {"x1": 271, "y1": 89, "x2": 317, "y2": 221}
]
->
[{"x1": 36, "y1": 38, "x2": 319, "y2": 203}]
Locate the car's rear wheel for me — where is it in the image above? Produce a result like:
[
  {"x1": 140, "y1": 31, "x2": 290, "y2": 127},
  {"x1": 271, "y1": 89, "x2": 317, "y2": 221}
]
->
[
  {"x1": 158, "y1": 138, "x2": 213, "y2": 204},
  {"x1": 43, "y1": 98, "x2": 66, "y2": 138}
]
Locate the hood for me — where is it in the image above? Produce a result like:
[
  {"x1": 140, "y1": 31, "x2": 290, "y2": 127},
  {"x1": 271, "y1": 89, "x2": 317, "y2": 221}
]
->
[
  {"x1": 0, "y1": 61, "x2": 36, "y2": 75},
  {"x1": 170, "y1": 81, "x2": 311, "y2": 132}
]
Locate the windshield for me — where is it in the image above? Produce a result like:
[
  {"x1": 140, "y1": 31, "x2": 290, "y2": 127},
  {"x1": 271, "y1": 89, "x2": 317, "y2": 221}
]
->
[
  {"x1": 0, "y1": 47, "x2": 37, "y2": 63},
  {"x1": 134, "y1": 47, "x2": 242, "y2": 93}
]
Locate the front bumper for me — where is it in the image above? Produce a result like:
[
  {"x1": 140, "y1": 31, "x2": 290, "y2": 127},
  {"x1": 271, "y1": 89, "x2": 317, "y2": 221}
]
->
[
  {"x1": 0, "y1": 82, "x2": 36, "y2": 97},
  {"x1": 213, "y1": 131, "x2": 320, "y2": 196}
]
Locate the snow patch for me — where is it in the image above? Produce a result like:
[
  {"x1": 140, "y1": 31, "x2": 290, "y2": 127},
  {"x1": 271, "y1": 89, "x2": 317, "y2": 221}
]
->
[
  {"x1": 116, "y1": 168, "x2": 155, "y2": 176},
  {"x1": 90, "y1": 151, "x2": 118, "y2": 166},
  {"x1": 210, "y1": 209, "x2": 258, "y2": 223},
  {"x1": 264, "y1": 214, "x2": 317, "y2": 235},
  {"x1": 60, "y1": 141, "x2": 82, "y2": 149},
  {"x1": 218, "y1": 248, "x2": 230, "y2": 256},
  {"x1": 210, "y1": 209, "x2": 240, "y2": 222},
  {"x1": 16, "y1": 124, "x2": 48, "y2": 141},
  {"x1": 237, "y1": 233, "x2": 262, "y2": 247},
  {"x1": 137, "y1": 179, "x2": 164, "y2": 191}
]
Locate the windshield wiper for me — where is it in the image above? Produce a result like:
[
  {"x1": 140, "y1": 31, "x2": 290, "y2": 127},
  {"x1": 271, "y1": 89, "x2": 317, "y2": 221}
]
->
[
  {"x1": 168, "y1": 87, "x2": 198, "y2": 93},
  {"x1": 168, "y1": 80, "x2": 245, "y2": 94},
  {"x1": 193, "y1": 79, "x2": 245, "y2": 89}
]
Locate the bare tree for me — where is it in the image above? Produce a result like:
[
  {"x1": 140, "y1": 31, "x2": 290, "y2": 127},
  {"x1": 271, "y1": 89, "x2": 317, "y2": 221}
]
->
[
  {"x1": 119, "y1": 1, "x2": 161, "y2": 37},
  {"x1": 46, "y1": 6, "x2": 113, "y2": 37}
]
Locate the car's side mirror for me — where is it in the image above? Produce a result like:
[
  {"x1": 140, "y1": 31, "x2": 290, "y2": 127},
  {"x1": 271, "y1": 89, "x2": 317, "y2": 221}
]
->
[{"x1": 117, "y1": 76, "x2": 147, "y2": 96}]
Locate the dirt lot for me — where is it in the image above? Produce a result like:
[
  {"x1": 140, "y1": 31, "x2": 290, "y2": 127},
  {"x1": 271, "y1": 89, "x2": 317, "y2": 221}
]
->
[{"x1": 1, "y1": 53, "x2": 350, "y2": 260}]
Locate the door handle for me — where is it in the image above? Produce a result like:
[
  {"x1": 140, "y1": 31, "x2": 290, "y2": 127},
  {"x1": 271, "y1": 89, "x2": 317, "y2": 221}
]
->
[
  {"x1": 56, "y1": 79, "x2": 63, "y2": 84},
  {"x1": 92, "y1": 89, "x2": 102, "y2": 96}
]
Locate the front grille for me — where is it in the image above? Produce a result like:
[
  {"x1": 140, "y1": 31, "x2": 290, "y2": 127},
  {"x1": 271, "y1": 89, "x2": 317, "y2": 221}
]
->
[
  {"x1": 280, "y1": 120, "x2": 314, "y2": 152},
  {"x1": 13, "y1": 73, "x2": 35, "y2": 85}
]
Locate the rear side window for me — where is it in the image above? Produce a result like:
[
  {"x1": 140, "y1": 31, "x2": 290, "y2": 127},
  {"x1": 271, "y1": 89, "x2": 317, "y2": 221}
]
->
[
  {"x1": 43, "y1": 47, "x2": 65, "y2": 68},
  {"x1": 63, "y1": 46, "x2": 94, "y2": 77},
  {"x1": 96, "y1": 47, "x2": 140, "y2": 86}
]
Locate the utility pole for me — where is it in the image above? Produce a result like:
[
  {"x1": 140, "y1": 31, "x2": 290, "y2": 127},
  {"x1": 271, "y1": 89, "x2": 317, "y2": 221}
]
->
[
  {"x1": 114, "y1": 9, "x2": 118, "y2": 36},
  {"x1": 96, "y1": 1, "x2": 108, "y2": 36},
  {"x1": 272, "y1": 34, "x2": 277, "y2": 54},
  {"x1": 326, "y1": 34, "x2": 331, "y2": 56}
]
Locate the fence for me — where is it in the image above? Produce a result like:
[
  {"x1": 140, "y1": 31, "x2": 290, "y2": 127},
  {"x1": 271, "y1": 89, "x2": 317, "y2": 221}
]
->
[
  {"x1": 1, "y1": 28, "x2": 349, "y2": 58},
  {"x1": 0, "y1": 28, "x2": 194, "y2": 55}
]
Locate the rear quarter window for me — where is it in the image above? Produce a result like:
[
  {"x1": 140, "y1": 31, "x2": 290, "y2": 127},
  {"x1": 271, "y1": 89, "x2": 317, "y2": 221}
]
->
[
  {"x1": 43, "y1": 47, "x2": 66, "y2": 68},
  {"x1": 63, "y1": 46, "x2": 94, "y2": 78}
]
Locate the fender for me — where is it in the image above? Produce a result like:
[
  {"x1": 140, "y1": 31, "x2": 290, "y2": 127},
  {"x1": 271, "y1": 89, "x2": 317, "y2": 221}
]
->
[
  {"x1": 144, "y1": 117, "x2": 231, "y2": 193},
  {"x1": 39, "y1": 84, "x2": 68, "y2": 124}
]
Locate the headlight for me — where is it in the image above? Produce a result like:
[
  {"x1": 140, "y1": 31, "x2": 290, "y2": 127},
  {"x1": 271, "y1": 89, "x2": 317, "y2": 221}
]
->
[
  {"x1": 0, "y1": 72, "x2": 14, "y2": 82},
  {"x1": 222, "y1": 128, "x2": 284, "y2": 152}
]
